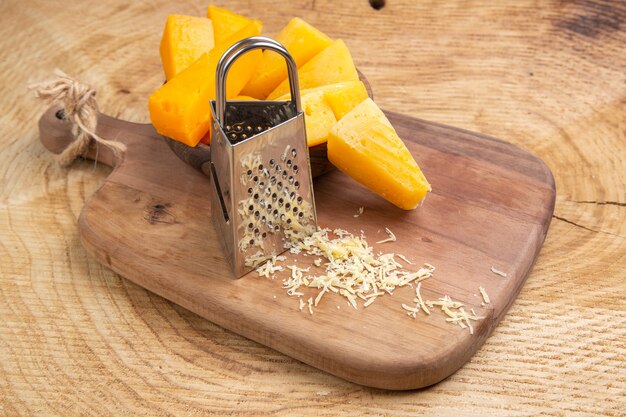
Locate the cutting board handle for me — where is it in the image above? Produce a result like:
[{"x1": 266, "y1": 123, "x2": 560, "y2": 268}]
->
[{"x1": 38, "y1": 105, "x2": 161, "y2": 169}]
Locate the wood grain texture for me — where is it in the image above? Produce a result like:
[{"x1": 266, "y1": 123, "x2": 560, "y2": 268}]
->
[
  {"x1": 37, "y1": 101, "x2": 555, "y2": 390},
  {"x1": 1, "y1": 0, "x2": 624, "y2": 415}
]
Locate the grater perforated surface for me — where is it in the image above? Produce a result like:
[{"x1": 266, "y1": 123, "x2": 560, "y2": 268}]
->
[{"x1": 238, "y1": 144, "x2": 315, "y2": 266}]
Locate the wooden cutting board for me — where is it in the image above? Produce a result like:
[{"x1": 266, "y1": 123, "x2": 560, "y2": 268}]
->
[{"x1": 38, "y1": 106, "x2": 555, "y2": 390}]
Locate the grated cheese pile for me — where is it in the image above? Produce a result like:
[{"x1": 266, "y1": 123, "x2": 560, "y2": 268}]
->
[
  {"x1": 256, "y1": 226, "x2": 487, "y2": 334},
  {"x1": 258, "y1": 228, "x2": 434, "y2": 311}
]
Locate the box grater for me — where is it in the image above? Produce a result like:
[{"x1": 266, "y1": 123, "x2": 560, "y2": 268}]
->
[{"x1": 209, "y1": 37, "x2": 318, "y2": 278}]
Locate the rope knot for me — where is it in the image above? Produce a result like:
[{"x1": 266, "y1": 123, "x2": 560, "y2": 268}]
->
[{"x1": 30, "y1": 70, "x2": 126, "y2": 167}]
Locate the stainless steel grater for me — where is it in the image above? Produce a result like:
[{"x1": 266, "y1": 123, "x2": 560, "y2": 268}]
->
[{"x1": 209, "y1": 37, "x2": 318, "y2": 278}]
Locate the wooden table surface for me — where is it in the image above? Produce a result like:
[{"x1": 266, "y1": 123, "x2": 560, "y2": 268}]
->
[{"x1": 1, "y1": 0, "x2": 624, "y2": 415}]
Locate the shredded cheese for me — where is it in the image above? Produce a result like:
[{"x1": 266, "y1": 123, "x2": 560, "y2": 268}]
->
[
  {"x1": 376, "y1": 227, "x2": 397, "y2": 244},
  {"x1": 426, "y1": 295, "x2": 485, "y2": 334},
  {"x1": 314, "y1": 286, "x2": 327, "y2": 307},
  {"x1": 445, "y1": 307, "x2": 483, "y2": 335},
  {"x1": 396, "y1": 254, "x2": 414, "y2": 265},
  {"x1": 490, "y1": 266, "x2": 508, "y2": 278},
  {"x1": 479, "y1": 286, "x2": 491, "y2": 304},
  {"x1": 252, "y1": 223, "x2": 487, "y2": 335},
  {"x1": 246, "y1": 251, "x2": 270, "y2": 268},
  {"x1": 415, "y1": 282, "x2": 430, "y2": 315},
  {"x1": 363, "y1": 297, "x2": 377, "y2": 307},
  {"x1": 255, "y1": 255, "x2": 286, "y2": 278},
  {"x1": 401, "y1": 281, "x2": 433, "y2": 319},
  {"x1": 257, "y1": 227, "x2": 435, "y2": 313},
  {"x1": 402, "y1": 303, "x2": 421, "y2": 317}
]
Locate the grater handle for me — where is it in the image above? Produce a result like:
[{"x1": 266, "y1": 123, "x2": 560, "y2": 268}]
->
[{"x1": 214, "y1": 36, "x2": 302, "y2": 126}]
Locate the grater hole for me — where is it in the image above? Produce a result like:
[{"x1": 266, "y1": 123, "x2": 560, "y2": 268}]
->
[
  {"x1": 248, "y1": 188, "x2": 253, "y2": 195},
  {"x1": 261, "y1": 216, "x2": 266, "y2": 224},
  {"x1": 246, "y1": 125, "x2": 253, "y2": 132},
  {"x1": 234, "y1": 125, "x2": 243, "y2": 132},
  {"x1": 256, "y1": 126, "x2": 263, "y2": 132},
  {"x1": 262, "y1": 232, "x2": 267, "y2": 238},
  {"x1": 287, "y1": 159, "x2": 292, "y2": 168},
  {"x1": 285, "y1": 203, "x2": 291, "y2": 210},
  {"x1": 281, "y1": 214, "x2": 287, "y2": 222},
  {"x1": 240, "y1": 133, "x2": 247, "y2": 140},
  {"x1": 258, "y1": 164, "x2": 264, "y2": 171},
  {"x1": 265, "y1": 187, "x2": 271, "y2": 196},
  {"x1": 298, "y1": 212, "x2": 304, "y2": 218},
  {"x1": 274, "y1": 224, "x2": 280, "y2": 232},
  {"x1": 293, "y1": 165, "x2": 299, "y2": 173},
  {"x1": 253, "y1": 193, "x2": 259, "y2": 200},
  {"x1": 275, "y1": 165, "x2": 282, "y2": 172},
  {"x1": 270, "y1": 176, "x2": 277, "y2": 185},
  {"x1": 272, "y1": 192, "x2": 277, "y2": 201},
  {"x1": 291, "y1": 149, "x2": 297, "y2": 158},
  {"x1": 230, "y1": 133, "x2": 237, "y2": 141},
  {"x1": 263, "y1": 168, "x2": 270, "y2": 178},
  {"x1": 269, "y1": 159, "x2": 275, "y2": 166},
  {"x1": 278, "y1": 198, "x2": 284, "y2": 206},
  {"x1": 297, "y1": 196, "x2": 303, "y2": 204},
  {"x1": 288, "y1": 176, "x2": 294, "y2": 184},
  {"x1": 249, "y1": 239, "x2": 255, "y2": 245},
  {"x1": 267, "y1": 203, "x2": 272, "y2": 211},
  {"x1": 293, "y1": 207, "x2": 298, "y2": 214},
  {"x1": 277, "y1": 182, "x2": 283, "y2": 190},
  {"x1": 286, "y1": 218, "x2": 292, "y2": 225},
  {"x1": 259, "y1": 199, "x2": 266, "y2": 208},
  {"x1": 282, "y1": 171, "x2": 288, "y2": 179},
  {"x1": 254, "y1": 210, "x2": 260, "y2": 218},
  {"x1": 253, "y1": 175, "x2": 259, "y2": 183},
  {"x1": 248, "y1": 205, "x2": 254, "y2": 212},
  {"x1": 254, "y1": 228, "x2": 260, "y2": 236},
  {"x1": 246, "y1": 170, "x2": 253, "y2": 177},
  {"x1": 259, "y1": 181, "x2": 265, "y2": 189},
  {"x1": 294, "y1": 181, "x2": 300, "y2": 189},
  {"x1": 248, "y1": 222, "x2": 254, "y2": 229}
]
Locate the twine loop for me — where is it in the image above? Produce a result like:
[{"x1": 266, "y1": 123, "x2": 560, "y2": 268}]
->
[{"x1": 30, "y1": 70, "x2": 126, "y2": 166}]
